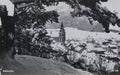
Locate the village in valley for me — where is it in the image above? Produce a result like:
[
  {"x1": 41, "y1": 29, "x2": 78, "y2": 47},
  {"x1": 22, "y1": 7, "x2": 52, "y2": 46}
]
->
[{"x1": 46, "y1": 22, "x2": 120, "y2": 74}]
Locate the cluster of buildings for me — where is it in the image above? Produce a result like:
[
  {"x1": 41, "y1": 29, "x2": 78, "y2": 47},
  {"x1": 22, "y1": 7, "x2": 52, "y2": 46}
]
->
[
  {"x1": 65, "y1": 38, "x2": 120, "y2": 73},
  {"x1": 47, "y1": 22, "x2": 120, "y2": 73}
]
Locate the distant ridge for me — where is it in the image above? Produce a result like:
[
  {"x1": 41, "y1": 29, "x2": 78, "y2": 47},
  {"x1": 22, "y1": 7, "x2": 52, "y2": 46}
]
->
[{"x1": 45, "y1": 2, "x2": 103, "y2": 32}]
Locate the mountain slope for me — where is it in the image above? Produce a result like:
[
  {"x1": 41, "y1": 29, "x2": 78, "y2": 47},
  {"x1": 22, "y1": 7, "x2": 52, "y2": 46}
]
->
[{"x1": 45, "y1": 2, "x2": 103, "y2": 32}]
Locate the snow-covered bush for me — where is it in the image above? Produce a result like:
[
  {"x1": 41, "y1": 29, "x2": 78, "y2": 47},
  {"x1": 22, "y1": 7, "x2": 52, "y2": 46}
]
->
[{"x1": 51, "y1": 42, "x2": 67, "y2": 52}]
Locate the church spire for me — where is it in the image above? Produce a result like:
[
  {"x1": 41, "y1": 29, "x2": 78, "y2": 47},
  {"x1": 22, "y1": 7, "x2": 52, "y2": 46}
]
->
[
  {"x1": 60, "y1": 21, "x2": 64, "y2": 29},
  {"x1": 59, "y1": 22, "x2": 66, "y2": 45}
]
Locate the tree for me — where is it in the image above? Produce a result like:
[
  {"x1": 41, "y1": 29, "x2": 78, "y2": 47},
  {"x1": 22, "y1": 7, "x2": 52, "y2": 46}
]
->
[
  {"x1": 12, "y1": 0, "x2": 120, "y2": 32},
  {"x1": 0, "y1": 5, "x2": 15, "y2": 59},
  {"x1": 0, "y1": 0, "x2": 59, "y2": 59},
  {"x1": 0, "y1": 0, "x2": 120, "y2": 59}
]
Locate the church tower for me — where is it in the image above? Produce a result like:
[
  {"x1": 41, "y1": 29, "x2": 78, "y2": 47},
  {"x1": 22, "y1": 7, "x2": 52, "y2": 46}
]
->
[{"x1": 59, "y1": 22, "x2": 66, "y2": 45}]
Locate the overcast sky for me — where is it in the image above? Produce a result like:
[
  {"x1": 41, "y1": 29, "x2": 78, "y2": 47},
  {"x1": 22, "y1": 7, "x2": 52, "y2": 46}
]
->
[{"x1": 102, "y1": 0, "x2": 120, "y2": 18}]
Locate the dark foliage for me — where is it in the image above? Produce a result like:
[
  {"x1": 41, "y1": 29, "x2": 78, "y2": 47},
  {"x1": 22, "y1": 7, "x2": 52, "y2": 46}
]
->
[
  {"x1": 14, "y1": 3, "x2": 59, "y2": 57},
  {"x1": 0, "y1": 0, "x2": 120, "y2": 58},
  {"x1": 11, "y1": 0, "x2": 120, "y2": 33}
]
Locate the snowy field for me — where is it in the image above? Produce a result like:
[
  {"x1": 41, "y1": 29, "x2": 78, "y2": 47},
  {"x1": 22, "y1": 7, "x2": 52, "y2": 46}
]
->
[{"x1": 47, "y1": 27, "x2": 120, "y2": 42}]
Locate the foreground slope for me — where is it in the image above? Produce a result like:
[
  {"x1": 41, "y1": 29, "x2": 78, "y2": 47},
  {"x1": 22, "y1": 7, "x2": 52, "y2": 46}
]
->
[{"x1": 0, "y1": 55, "x2": 93, "y2": 75}]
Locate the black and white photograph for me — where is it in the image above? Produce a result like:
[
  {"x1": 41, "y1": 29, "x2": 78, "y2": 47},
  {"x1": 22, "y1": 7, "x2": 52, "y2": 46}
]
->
[{"x1": 0, "y1": 0, "x2": 120, "y2": 75}]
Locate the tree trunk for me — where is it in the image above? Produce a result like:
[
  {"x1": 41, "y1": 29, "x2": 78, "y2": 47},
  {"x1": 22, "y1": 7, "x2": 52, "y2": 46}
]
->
[{"x1": 0, "y1": 5, "x2": 15, "y2": 59}]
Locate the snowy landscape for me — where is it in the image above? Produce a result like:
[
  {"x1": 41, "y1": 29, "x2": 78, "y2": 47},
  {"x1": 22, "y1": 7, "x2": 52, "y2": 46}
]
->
[
  {"x1": 1, "y1": 0, "x2": 120, "y2": 75},
  {"x1": 47, "y1": 26, "x2": 120, "y2": 74}
]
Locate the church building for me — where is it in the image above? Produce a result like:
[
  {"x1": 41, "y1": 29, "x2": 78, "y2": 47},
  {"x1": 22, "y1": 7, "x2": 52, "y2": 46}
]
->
[{"x1": 47, "y1": 22, "x2": 66, "y2": 45}]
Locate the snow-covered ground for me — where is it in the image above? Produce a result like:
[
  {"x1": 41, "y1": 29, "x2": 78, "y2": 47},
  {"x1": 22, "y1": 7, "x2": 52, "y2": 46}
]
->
[
  {"x1": 47, "y1": 27, "x2": 120, "y2": 42},
  {"x1": 110, "y1": 25, "x2": 120, "y2": 32}
]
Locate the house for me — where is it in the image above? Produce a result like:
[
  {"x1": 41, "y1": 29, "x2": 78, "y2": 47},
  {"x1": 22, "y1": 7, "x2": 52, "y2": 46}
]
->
[
  {"x1": 89, "y1": 48, "x2": 105, "y2": 54},
  {"x1": 117, "y1": 43, "x2": 120, "y2": 55},
  {"x1": 47, "y1": 29, "x2": 60, "y2": 42},
  {"x1": 101, "y1": 45, "x2": 108, "y2": 50},
  {"x1": 102, "y1": 41, "x2": 110, "y2": 45},
  {"x1": 108, "y1": 44, "x2": 118, "y2": 55}
]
